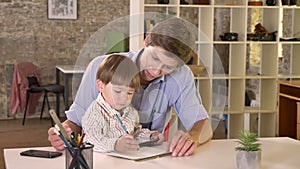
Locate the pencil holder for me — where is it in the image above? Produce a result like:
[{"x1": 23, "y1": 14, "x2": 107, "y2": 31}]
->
[{"x1": 66, "y1": 142, "x2": 94, "y2": 169}]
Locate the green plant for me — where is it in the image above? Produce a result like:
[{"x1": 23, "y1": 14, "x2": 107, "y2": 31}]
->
[{"x1": 235, "y1": 130, "x2": 261, "y2": 152}]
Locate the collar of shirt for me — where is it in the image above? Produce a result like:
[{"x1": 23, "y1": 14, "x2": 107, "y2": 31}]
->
[{"x1": 96, "y1": 93, "x2": 130, "y2": 119}]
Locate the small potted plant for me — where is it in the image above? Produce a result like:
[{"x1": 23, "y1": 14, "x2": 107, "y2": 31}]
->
[{"x1": 235, "y1": 130, "x2": 261, "y2": 169}]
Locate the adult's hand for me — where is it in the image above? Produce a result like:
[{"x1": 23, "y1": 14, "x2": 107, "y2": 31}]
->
[
  {"x1": 48, "y1": 123, "x2": 71, "y2": 151},
  {"x1": 168, "y1": 119, "x2": 211, "y2": 157},
  {"x1": 48, "y1": 120, "x2": 81, "y2": 151},
  {"x1": 115, "y1": 134, "x2": 139, "y2": 152},
  {"x1": 169, "y1": 130, "x2": 198, "y2": 157}
]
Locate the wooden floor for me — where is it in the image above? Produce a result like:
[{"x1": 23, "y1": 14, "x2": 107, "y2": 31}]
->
[
  {"x1": 0, "y1": 117, "x2": 226, "y2": 169},
  {"x1": 0, "y1": 118, "x2": 61, "y2": 169}
]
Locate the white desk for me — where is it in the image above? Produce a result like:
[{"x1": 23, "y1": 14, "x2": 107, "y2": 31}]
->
[
  {"x1": 4, "y1": 137, "x2": 300, "y2": 169},
  {"x1": 56, "y1": 65, "x2": 85, "y2": 115}
]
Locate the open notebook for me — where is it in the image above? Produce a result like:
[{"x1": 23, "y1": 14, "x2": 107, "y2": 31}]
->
[{"x1": 106, "y1": 142, "x2": 171, "y2": 161}]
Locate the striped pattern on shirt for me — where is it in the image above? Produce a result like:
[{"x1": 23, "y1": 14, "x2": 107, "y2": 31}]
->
[{"x1": 82, "y1": 93, "x2": 139, "y2": 152}]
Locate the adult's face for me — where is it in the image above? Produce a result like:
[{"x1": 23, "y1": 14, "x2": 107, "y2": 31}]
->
[{"x1": 139, "y1": 46, "x2": 180, "y2": 82}]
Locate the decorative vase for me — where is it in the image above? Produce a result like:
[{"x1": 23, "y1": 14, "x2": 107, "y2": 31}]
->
[
  {"x1": 236, "y1": 151, "x2": 261, "y2": 169},
  {"x1": 266, "y1": 0, "x2": 276, "y2": 5}
]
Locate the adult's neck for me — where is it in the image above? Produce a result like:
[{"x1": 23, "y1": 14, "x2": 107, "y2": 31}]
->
[{"x1": 139, "y1": 75, "x2": 151, "y2": 86}]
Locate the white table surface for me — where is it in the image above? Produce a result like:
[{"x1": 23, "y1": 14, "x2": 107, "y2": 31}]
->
[
  {"x1": 56, "y1": 65, "x2": 85, "y2": 74},
  {"x1": 4, "y1": 137, "x2": 300, "y2": 169}
]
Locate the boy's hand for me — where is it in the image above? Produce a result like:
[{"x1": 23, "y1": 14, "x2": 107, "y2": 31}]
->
[
  {"x1": 115, "y1": 134, "x2": 139, "y2": 152},
  {"x1": 150, "y1": 131, "x2": 165, "y2": 144}
]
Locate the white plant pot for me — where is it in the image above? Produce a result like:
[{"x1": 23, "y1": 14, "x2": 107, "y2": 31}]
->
[{"x1": 236, "y1": 150, "x2": 261, "y2": 169}]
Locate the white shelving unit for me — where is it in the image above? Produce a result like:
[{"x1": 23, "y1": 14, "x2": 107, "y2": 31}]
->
[{"x1": 130, "y1": 0, "x2": 300, "y2": 139}]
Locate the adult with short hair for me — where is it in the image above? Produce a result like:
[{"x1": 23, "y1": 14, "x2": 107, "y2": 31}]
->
[{"x1": 48, "y1": 17, "x2": 212, "y2": 157}]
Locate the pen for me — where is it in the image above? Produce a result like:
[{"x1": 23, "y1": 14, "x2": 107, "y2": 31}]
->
[
  {"x1": 77, "y1": 134, "x2": 81, "y2": 145},
  {"x1": 78, "y1": 133, "x2": 86, "y2": 148},
  {"x1": 54, "y1": 128, "x2": 72, "y2": 148},
  {"x1": 70, "y1": 132, "x2": 78, "y2": 147},
  {"x1": 115, "y1": 114, "x2": 129, "y2": 134}
]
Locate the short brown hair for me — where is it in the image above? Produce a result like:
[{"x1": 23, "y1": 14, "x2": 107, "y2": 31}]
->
[
  {"x1": 144, "y1": 17, "x2": 196, "y2": 63},
  {"x1": 96, "y1": 54, "x2": 140, "y2": 90}
]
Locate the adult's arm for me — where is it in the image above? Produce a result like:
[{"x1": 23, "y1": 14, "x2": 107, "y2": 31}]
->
[{"x1": 168, "y1": 65, "x2": 212, "y2": 156}]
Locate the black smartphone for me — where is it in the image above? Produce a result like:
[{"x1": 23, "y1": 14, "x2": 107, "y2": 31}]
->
[
  {"x1": 20, "y1": 149, "x2": 62, "y2": 158},
  {"x1": 138, "y1": 138, "x2": 159, "y2": 147}
]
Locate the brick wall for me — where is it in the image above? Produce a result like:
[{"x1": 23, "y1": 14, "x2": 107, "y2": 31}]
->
[
  {"x1": 0, "y1": 0, "x2": 129, "y2": 118},
  {"x1": 0, "y1": 1, "x2": 292, "y2": 119}
]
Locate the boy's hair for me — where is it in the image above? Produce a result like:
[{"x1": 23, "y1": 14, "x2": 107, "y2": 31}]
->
[
  {"x1": 96, "y1": 54, "x2": 140, "y2": 90},
  {"x1": 144, "y1": 17, "x2": 196, "y2": 64}
]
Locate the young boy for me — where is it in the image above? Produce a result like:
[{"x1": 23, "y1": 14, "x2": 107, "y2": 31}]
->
[{"x1": 82, "y1": 54, "x2": 164, "y2": 153}]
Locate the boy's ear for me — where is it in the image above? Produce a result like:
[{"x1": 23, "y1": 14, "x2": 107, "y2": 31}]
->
[{"x1": 96, "y1": 79, "x2": 104, "y2": 92}]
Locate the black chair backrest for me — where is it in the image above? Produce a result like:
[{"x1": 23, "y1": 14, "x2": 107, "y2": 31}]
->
[{"x1": 27, "y1": 75, "x2": 40, "y2": 88}]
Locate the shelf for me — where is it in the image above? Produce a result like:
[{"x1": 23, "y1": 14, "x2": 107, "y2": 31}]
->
[
  {"x1": 247, "y1": 6, "x2": 280, "y2": 9},
  {"x1": 281, "y1": 6, "x2": 300, "y2": 9},
  {"x1": 179, "y1": 5, "x2": 212, "y2": 8},
  {"x1": 196, "y1": 41, "x2": 212, "y2": 44},
  {"x1": 278, "y1": 74, "x2": 300, "y2": 78},
  {"x1": 245, "y1": 75, "x2": 276, "y2": 79},
  {"x1": 214, "y1": 5, "x2": 247, "y2": 8},
  {"x1": 280, "y1": 41, "x2": 300, "y2": 44},
  {"x1": 130, "y1": 0, "x2": 300, "y2": 139},
  {"x1": 246, "y1": 41, "x2": 278, "y2": 44},
  {"x1": 211, "y1": 107, "x2": 243, "y2": 114},
  {"x1": 213, "y1": 41, "x2": 246, "y2": 44},
  {"x1": 244, "y1": 107, "x2": 276, "y2": 113}
]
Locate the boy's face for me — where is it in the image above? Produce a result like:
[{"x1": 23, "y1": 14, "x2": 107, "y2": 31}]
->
[
  {"x1": 97, "y1": 81, "x2": 135, "y2": 110},
  {"x1": 139, "y1": 46, "x2": 180, "y2": 82}
]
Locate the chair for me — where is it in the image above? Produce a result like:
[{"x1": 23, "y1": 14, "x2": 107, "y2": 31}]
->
[{"x1": 21, "y1": 68, "x2": 65, "y2": 125}]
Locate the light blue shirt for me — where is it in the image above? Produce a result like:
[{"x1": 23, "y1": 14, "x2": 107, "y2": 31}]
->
[{"x1": 66, "y1": 49, "x2": 208, "y2": 132}]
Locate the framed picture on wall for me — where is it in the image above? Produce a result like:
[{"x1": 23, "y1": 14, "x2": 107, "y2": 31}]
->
[{"x1": 48, "y1": 0, "x2": 77, "y2": 20}]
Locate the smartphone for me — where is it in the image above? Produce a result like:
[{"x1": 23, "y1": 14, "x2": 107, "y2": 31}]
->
[
  {"x1": 20, "y1": 149, "x2": 62, "y2": 158},
  {"x1": 138, "y1": 138, "x2": 159, "y2": 147}
]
